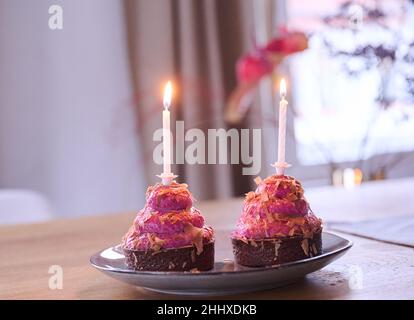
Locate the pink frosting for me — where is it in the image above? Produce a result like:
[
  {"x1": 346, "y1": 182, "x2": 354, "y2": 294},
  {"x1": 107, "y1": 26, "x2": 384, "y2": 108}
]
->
[
  {"x1": 232, "y1": 175, "x2": 322, "y2": 240},
  {"x1": 122, "y1": 182, "x2": 214, "y2": 252},
  {"x1": 146, "y1": 183, "x2": 193, "y2": 212}
]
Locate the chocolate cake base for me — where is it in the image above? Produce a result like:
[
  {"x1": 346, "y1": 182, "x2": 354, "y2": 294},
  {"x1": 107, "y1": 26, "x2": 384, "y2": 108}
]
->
[
  {"x1": 232, "y1": 231, "x2": 322, "y2": 267},
  {"x1": 123, "y1": 241, "x2": 214, "y2": 271}
]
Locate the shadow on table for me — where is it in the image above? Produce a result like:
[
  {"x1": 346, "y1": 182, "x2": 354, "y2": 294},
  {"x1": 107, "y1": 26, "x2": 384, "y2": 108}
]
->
[{"x1": 78, "y1": 269, "x2": 350, "y2": 300}]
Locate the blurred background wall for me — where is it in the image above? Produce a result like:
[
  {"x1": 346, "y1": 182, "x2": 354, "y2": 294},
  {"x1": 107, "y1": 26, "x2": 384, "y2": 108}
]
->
[{"x1": 0, "y1": 0, "x2": 144, "y2": 218}]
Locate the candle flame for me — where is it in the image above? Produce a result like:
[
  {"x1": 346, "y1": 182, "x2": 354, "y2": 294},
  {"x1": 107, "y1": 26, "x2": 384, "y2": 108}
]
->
[
  {"x1": 163, "y1": 81, "x2": 172, "y2": 110},
  {"x1": 280, "y1": 78, "x2": 287, "y2": 98}
]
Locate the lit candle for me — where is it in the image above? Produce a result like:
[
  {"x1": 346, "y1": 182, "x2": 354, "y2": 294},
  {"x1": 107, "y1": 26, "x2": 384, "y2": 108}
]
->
[
  {"x1": 159, "y1": 81, "x2": 177, "y2": 185},
  {"x1": 273, "y1": 78, "x2": 290, "y2": 175},
  {"x1": 163, "y1": 81, "x2": 172, "y2": 175}
]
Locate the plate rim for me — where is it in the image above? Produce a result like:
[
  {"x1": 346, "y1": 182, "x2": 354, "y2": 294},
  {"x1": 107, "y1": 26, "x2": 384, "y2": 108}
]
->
[{"x1": 90, "y1": 231, "x2": 352, "y2": 277}]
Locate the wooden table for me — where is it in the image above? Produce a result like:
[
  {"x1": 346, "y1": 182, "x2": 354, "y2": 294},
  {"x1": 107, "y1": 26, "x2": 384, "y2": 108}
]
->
[{"x1": 1, "y1": 178, "x2": 414, "y2": 299}]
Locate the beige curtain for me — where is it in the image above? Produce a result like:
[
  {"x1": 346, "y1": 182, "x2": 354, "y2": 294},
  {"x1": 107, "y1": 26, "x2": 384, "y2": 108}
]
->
[{"x1": 124, "y1": 0, "x2": 254, "y2": 200}]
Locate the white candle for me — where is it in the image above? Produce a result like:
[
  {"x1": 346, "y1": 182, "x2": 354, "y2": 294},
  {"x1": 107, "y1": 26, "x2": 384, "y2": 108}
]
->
[
  {"x1": 160, "y1": 81, "x2": 176, "y2": 185},
  {"x1": 162, "y1": 108, "x2": 171, "y2": 175},
  {"x1": 276, "y1": 78, "x2": 289, "y2": 175}
]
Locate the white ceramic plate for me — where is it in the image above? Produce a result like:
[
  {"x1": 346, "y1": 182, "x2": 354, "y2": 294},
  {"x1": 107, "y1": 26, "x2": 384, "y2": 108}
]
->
[{"x1": 90, "y1": 231, "x2": 352, "y2": 296}]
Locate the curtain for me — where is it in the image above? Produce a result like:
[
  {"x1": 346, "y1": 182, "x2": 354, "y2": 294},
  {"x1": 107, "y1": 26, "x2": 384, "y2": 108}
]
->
[{"x1": 124, "y1": 0, "x2": 255, "y2": 200}]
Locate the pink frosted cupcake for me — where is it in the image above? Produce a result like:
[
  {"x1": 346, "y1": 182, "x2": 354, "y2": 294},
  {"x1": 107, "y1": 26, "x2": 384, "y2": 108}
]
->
[
  {"x1": 231, "y1": 175, "x2": 322, "y2": 267},
  {"x1": 122, "y1": 182, "x2": 214, "y2": 271}
]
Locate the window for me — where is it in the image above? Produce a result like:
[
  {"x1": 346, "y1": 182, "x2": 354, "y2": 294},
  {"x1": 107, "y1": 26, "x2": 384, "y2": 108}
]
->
[{"x1": 288, "y1": 0, "x2": 414, "y2": 165}]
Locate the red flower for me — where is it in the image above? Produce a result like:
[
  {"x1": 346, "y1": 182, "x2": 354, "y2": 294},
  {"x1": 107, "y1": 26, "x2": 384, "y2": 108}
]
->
[
  {"x1": 236, "y1": 31, "x2": 308, "y2": 85},
  {"x1": 226, "y1": 29, "x2": 308, "y2": 124},
  {"x1": 236, "y1": 53, "x2": 273, "y2": 84},
  {"x1": 263, "y1": 32, "x2": 308, "y2": 55}
]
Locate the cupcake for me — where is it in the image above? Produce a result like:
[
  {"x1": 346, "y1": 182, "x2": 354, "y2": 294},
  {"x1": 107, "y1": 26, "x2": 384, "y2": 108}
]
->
[
  {"x1": 231, "y1": 175, "x2": 322, "y2": 267},
  {"x1": 122, "y1": 181, "x2": 214, "y2": 271}
]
